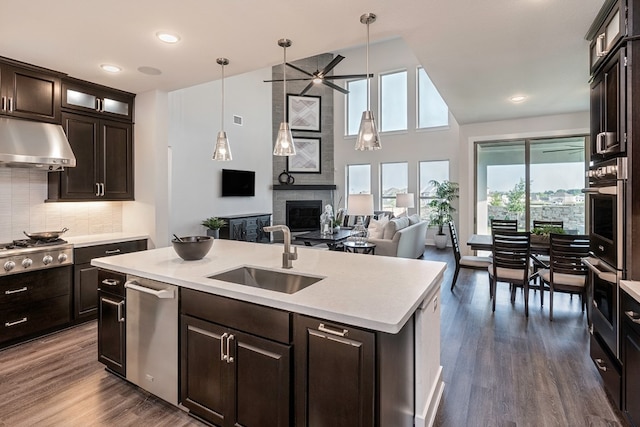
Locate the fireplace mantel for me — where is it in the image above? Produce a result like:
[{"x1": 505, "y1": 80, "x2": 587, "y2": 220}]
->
[{"x1": 273, "y1": 184, "x2": 337, "y2": 191}]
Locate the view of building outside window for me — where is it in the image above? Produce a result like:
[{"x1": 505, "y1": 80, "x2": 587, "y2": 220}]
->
[
  {"x1": 417, "y1": 67, "x2": 448, "y2": 129},
  {"x1": 380, "y1": 70, "x2": 407, "y2": 132},
  {"x1": 419, "y1": 160, "x2": 450, "y2": 220},
  {"x1": 476, "y1": 137, "x2": 586, "y2": 234},
  {"x1": 346, "y1": 79, "x2": 367, "y2": 136},
  {"x1": 381, "y1": 162, "x2": 408, "y2": 213}
]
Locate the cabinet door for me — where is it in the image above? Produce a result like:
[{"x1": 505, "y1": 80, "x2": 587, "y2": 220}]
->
[
  {"x1": 294, "y1": 314, "x2": 375, "y2": 427},
  {"x1": 181, "y1": 315, "x2": 230, "y2": 426},
  {"x1": 62, "y1": 80, "x2": 134, "y2": 122},
  {"x1": 255, "y1": 215, "x2": 271, "y2": 243},
  {"x1": 624, "y1": 322, "x2": 640, "y2": 425},
  {"x1": 58, "y1": 112, "x2": 100, "y2": 199},
  {"x1": 97, "y1": 291, "x2": 125, "y2": 376},
  {"x1": 0, "y1": 64, "x2": 60, "y2": 123},
  {"x1": 231, "y1": 329, "x2": 291, "y2": 427},
  {"x1": 101, "y1": 119, "x2": 133, "y2": 200},
  {"x1": 74, "y1": 263, "x2": 98, "y2": 320}
]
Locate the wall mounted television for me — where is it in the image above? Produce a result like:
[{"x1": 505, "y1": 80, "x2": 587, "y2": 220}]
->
[{"x1": 221, "y1": 169, "x2": 255, "y2": 197}]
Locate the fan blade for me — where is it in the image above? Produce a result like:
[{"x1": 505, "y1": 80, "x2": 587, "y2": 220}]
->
[
  {"x1": 286, "y1": 62, "x2": 314, "y2": 77},
  {"x1": 299, "y1": 82, "x2": 316, "y2": 96},
  {"x1": 263, "y1": 78, "x2": 314, "y2": 82},
  {"x1": 324, "y1": 73, "x2": 373, "y2": 80},
  {"x1": 318, "y1": 55, "x2": 345, "y2": 77},
  {"x1": 321, "y1": 79, "x2": 349, "y2": 94}
]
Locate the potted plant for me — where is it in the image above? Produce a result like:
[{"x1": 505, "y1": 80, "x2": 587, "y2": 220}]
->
[
  {"x1": 201, "y1": 217, "x2": 227, "y2": 239},
  {"x1": 428, "y1": 180, "x2": 459, "y2": 249},
  {"x1": 531, "y1": 225, "x2": 565, "y2": 244}
]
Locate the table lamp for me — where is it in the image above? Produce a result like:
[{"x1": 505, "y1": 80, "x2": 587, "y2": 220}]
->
[
  {"x1": 347, "y1": 194, "x2": 374, "y2": 244},
  {"x1": 396, "y1": 193, "x2": 415, "y2": 217}
]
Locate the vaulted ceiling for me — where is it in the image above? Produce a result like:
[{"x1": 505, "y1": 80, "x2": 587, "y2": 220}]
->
[{"x1": 1, "y1": 0, "x2": 604, "y2": 124}]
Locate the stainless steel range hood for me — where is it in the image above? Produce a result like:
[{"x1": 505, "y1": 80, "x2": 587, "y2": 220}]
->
[{"x1": 0, "y1": 117, "x2": 76, "y2": 171}]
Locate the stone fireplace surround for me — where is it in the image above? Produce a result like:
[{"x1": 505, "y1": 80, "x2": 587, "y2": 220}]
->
[{"x1": 272, "y1": 185, "x2": 337, "y2": 240}]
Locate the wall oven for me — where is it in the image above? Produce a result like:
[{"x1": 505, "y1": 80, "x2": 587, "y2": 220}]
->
[{"x1": 584, "y1": 156, "x2": 627, "y2": 359}]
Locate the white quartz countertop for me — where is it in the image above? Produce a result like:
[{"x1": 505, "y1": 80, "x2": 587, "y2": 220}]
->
[
  {"x1": 91, "y1": 239, "x2": 446, "y2": 334},
  {"x1": 621, "y1": 280, "x2": 640, "y2": 303},
  {"x1": 66, "y1": 232, "x2": 149, "y2": 248}
]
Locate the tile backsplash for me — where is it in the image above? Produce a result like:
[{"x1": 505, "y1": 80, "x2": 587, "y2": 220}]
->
[{"x1": 0, "y1": 168, "x2": 122, "y2": 242}]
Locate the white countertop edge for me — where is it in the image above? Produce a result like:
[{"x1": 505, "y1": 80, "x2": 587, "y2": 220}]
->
[
  {"x1": 621, "y1": 280, "x2": 640, "y2": 303},
  {"x1": 66, "y1": 233, "x2": 149, "y2": 247},
  {"x1": 91, "y1": 247, "x2": 445, "y2": 334}
]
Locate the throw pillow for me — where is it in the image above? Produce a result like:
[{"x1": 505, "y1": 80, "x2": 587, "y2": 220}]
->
[
  {"x1": 383, "y1": 217, "x2": 410, "y2": 239},
  {"x1": 368, "y1": 217, "x2": 389, "y2": 239},
  {"x1": 408, "y1": 214, "x2": 421, "y2": 225}
]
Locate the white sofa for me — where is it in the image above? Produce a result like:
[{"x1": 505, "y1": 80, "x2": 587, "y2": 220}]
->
[{"x1": 367, "y1": 215, "x2": 427, "y2": 258}]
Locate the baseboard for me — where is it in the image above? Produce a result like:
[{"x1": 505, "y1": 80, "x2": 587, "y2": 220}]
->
[{"x1": 415, "y1": 366, "x2": 445, "y2": 427}]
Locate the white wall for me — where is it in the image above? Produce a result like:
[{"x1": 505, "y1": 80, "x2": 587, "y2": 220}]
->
[{"x1": 168, "y1": 68, "x2": 273, "y2": 238}]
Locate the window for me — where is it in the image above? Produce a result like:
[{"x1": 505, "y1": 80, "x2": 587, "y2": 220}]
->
[
  {"x1": 475, "y1": 137, "x2": 586, "y2": 234},
  {"x1": 417, "y1": 67, "x2": 448, "y2": 129},
  {"x1": 380, "y1": 162, "x2": 408, "y2": 213},
  {"x1": 419, "y1": 160, "x2": 450, "y2": 220},
  {"x1": 347, "y1": 164, "x2": 371, "y2": 195},
  {"x1": 346, "y1": 79, "x2": 367, "y2": 136},
  {"x1": 380, "y1": 71, "x2": 407, "y2": 132}
]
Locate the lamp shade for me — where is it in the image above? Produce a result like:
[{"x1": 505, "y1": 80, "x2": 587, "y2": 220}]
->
[
  {"x1": 355, "y1": 111, "x2": 381, "y2": 151},
  {"x1": 348, "y1": 194, "x2": 374, "y2": 216},
  {"x1": 273, "y1": 122, "x2": 296, "y2": 156},
  {"x1": 213, "y1": 131, "x2": 232, "y2": 161},
  {"x1": 396, "y1": 193, "x2": 415, "y2": 208}
]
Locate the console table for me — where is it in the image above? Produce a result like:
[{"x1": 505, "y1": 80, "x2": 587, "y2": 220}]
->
[{"x1": 217, "y1": 213, "x2": 272, "y2": 243}]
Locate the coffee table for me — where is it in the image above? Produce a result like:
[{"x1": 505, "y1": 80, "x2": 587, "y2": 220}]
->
[
  {"x1": 343, "y1": 241, "x2": 376, "y2": 255},
  {"x1": 294, "y1": 229, "x2": 352, "y2": 250}
]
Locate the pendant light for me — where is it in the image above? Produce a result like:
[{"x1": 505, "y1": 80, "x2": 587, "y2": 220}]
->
[
  {"x1": 213, "y1": 57, "x2": 232, "y2": 161},
  {"x1": 273, "y1": 38, "x2": 296, "y2": 156},
  {"x1": 355, "y1": 13, "x2": 381, "y2": 151}
]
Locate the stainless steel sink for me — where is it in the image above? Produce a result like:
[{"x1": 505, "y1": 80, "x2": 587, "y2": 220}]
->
[{"x1": 208, "y1": 266, "x2": 324, "y2": 294}]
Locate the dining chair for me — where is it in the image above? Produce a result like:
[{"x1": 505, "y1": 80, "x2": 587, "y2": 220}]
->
[
  {"x1": 490, "y1": 219, "x2": 518, "y2": 233},
  {"x1": 448, "y1": 221, "x2": 492, "y2": 291},
  {"x1": 530, "y1": 220, "x2": 564, "y2": 286},
  {"x1": 538, "y1": 233, "x2": 590, "y2": 321},
  {"x1": 488, "y1": 231, "x2": 532, "y2": 316}
]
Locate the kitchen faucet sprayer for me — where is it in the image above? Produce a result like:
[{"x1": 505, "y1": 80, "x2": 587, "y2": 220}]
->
[{"x1": 263, "y1": 225, "x2": 297, "y2": 269}]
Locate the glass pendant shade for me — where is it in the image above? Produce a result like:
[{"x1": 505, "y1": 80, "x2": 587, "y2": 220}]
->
[
  {"x1": 213, "y1": 57, "x2": 232, "y2": 161},
  {"x1": 355, "y1": 110, "x2": 381, "y2": 151},
  {"x1": 274, "y1": 122, "x2": 296, "y2": 156},
  {"x1": 213, "y1": 131, "x2": 232, "y2": 160}
]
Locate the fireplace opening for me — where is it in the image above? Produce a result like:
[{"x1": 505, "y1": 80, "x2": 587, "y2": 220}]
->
[{"x1": 286, "y1": 200, "x2": 322, "y2": 232}]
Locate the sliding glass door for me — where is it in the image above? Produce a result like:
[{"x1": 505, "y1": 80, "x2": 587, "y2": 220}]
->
[{"x1": 475, "y1": 136, "x2": 586, "y2": 234}]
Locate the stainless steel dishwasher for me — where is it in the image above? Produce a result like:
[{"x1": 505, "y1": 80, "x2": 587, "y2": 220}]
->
[{"x1": 124, "y1": 275, "x2": 178, "y2": 406}]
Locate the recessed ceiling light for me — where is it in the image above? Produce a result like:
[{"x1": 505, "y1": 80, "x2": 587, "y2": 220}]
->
[
  {"x1": 510, "y1": 95, "x2": 527, "y2": 103},
  {"x1": 100, "y1": 64, "x2": 122, "y2": 73},
  {"x1": 156, "y1": 32, "x2": 181, "y2": 44}
]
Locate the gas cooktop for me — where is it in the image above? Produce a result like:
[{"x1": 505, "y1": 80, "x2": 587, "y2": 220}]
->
[{"x1": 0, "y1": 239, "x2": 73, "y2": 276}]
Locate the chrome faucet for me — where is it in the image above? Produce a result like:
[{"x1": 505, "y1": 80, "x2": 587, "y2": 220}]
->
[{"x1": 264, "y1": 225, "x2": 298, "y2": 269}]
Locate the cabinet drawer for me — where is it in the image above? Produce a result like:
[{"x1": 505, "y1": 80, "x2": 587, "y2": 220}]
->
[
  {"x1": 75, "y1": 239, "x2": 147, "y2": 264},
  {"x1": 622, "y1": 291, "x2": 640, "y2": 334},
  {"x1": 0, "y1": 266, "x2": 71, "y2": 306},
  {"x1": 97, "y1": 269, "x2": 126, "y2": 297},
  {"x1": 181, "y1": 288, "x2": 291, "y2": 344},
  {"x1": 0, "y1": 295, "x2": 70, "y2": 343},
  {"x1": 591, "y1": 332, "x2": 621, "y2": 407}
]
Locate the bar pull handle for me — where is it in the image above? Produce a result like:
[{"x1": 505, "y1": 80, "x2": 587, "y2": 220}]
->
[
  {"x1": 596, "y1": 33, "x2": 608, "y2": 57},
  {"x1": 7, "y1": 97, "x2": 12, "y2": 112},
  {"x1": 226, "y1": 334, "x2": 235, "y2": 363},
  {"x1": 625, "y1": 310, "x2": 640, "y2": 324},
  {"x1": 100, "y1": 183, "x2": 105, "y2": 196},
  {"x1": 125, "y1": 281, "x2": 175, "y2": 299},
  {"x1": 101, "y1": 279, "x2": 120, "y2": 287},
  {"x1": 101, "y1": 298, "x2": 125, "y2": 322},
  {"x1": 220, "y1": 333, "x2": 228, "y2": 361},
  {"x1": 318, "y1": 323, "x2": 348, "y2": 337},
  {"x1": 594, "y1": 358, "x2": 608, "y2": 372},
  {"x1": 105, "y1": 249, "x2": 121, "y2": 255},
  {"x1": 96, "y1": 183, "x2": 101, "y2": 196},
  {"x1": 1, "y1": 96, "x2": 5, "y2": 111},
  {"x1": 5, "y1": 286, "x2": 28, "y2": 295},
  {"x1": 5, "y1": 317, "x2": 27, "y2": 327}
]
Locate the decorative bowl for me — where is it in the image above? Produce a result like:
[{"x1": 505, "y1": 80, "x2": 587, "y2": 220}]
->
[{"x1": 172, "y1": 236, "x2": 213, "y2": 260}]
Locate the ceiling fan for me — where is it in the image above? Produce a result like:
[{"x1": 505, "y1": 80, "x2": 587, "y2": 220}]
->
[{"x1": 264, "y1": 54, "x2": 372, "y2": 95}]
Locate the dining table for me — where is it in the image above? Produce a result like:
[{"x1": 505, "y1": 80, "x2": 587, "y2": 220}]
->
[{"x1": 467, "y1": 234, "x2": 551, "y2": 272}]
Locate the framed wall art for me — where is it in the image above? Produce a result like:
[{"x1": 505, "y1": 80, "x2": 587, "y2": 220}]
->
[
  {"x1": 287, "y1": 95, "x2": 321, "y2": 132},
  {"x1": 287, "y1": 137, "x2": 321, "y2": 173}
]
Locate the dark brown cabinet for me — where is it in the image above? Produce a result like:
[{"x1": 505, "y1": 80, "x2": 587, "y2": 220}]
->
[
  {"x1": 0, "y1": 57, "x2": 62, "y2": 123},
  {"x1": 97, "y1": 269, "x2": 126, "y2": 376},
  {"x1": 0, "y1": 266, "x2": 71, "y2": 348},
  {"x1": 73, "y1": 239, "x2": 147, "y2": 321},
  {"x1": 48, "y1": 112, "x2": 133, "y2": 201},
  {"x1": 62, "y1": 78, "x2": 134, "y2": 122},
  {"x1": 217, "y1": 214, "x2": 271, "y2": 243},
  {"x1": 180, "y1": 289, "x2": 291, "y2": 427},
  {"x1": 622, "y1": 290, "x2": 640, "y2": 425}
]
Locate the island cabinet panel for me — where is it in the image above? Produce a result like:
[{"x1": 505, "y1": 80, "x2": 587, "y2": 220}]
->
[
  {"x1": 622, "y1": 290, "x2": 640, "y2": 425},
  {"x1": 217, "y1": 214, "x2": 272, "y2": 243},
  {"x1": 180, "y1": 288, "x2": 292, "y2": 427},
  {"x1": 97, "y1": 269, "x2": 126, "y2": 377}
]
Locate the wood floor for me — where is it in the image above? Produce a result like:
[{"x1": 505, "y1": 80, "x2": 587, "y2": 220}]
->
[{"x1": 0, "y1": 246, "x2": 627, "y2": 426}]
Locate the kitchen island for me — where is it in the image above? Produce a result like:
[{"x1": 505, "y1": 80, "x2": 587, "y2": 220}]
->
[{"x1": 92, "y1": 239, "x2": 445, "y2": 427}]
